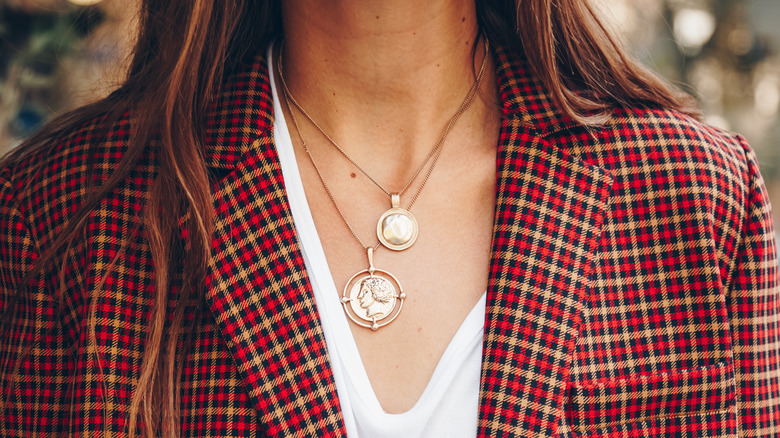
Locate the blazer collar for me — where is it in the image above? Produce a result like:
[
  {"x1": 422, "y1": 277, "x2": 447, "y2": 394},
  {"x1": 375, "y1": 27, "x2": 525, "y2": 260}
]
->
[
  {"x1": 494, "y1": 47, "x2": 579, "y2": 136},
  {"x1": 202, "y1": 55, "x2": 274, "y2": 169},
  {"x1": 204, "y1": 46, "x2": 614, "y2": 437}
]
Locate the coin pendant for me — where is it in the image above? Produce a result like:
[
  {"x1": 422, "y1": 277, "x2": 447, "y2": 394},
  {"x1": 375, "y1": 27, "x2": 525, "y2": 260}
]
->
[
  {"x1": 376, "y1": 207, "x2": 418, "y2": 251},
  {"x1": 341, "y1": 268, "x2": 405, "y2": 330}
]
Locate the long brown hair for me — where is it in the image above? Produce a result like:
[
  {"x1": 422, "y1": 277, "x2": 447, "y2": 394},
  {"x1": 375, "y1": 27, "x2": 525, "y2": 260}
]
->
[{"x1": 1, "y1": 0, "x2": 696, "y2": 436}]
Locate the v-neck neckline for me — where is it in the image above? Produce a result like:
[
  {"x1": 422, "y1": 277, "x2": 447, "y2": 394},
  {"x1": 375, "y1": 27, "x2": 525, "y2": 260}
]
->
[{"x1": 268, "y1": 42, "x2": 487, "y2": 433}]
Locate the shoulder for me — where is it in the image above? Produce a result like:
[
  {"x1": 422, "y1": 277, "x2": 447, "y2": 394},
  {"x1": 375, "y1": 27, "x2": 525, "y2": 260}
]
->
[
  {"x1": 549, "y1": 106, "x2": 754, "y2": 194},
  {"x1": 608, "y1": 107, "x2": 748, "y2": 173},
  {"x1": 0, "y1": 49, "x2": 273, "y2": 254},
  {"x1": 1, "y1": 109, "x2": 145, "y2": 254},
  {"x1": 550, "y1": 106, "x2": 764, "y2": 286}
]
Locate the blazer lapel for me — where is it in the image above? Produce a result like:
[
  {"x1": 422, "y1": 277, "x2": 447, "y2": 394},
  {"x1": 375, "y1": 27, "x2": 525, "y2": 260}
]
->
[
  {"x1": 477, "y1": 48, "x2": 616, "y2": 437},
  {"x1": 202, "y1": 56, "x2": 346, "y2": 437}
]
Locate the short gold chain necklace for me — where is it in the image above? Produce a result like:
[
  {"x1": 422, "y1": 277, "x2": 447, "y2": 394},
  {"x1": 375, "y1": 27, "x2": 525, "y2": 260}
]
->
[{"x1": 278, "y1": 40, "x2": 489, "y2": 330}]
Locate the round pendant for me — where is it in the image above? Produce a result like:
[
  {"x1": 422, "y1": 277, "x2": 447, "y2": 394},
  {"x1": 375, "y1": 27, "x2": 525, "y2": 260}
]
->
[
  {"x1": 341, "y1": 268, "x2": 405, "y2": 330},
  {"x1": 377, "y1": 207, "x2": 419, "y2": 251}
]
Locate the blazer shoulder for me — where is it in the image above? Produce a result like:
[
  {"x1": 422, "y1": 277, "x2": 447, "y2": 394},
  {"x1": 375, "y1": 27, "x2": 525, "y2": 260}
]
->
[
  {"x1": 555, "y1": 105, "x2": 763, "y2": 291},
  {"x1": 551, "y1": 106, "x2": 755, "y2": 193},
  {"x1": 604, "y1": 107, "x2": 750, "y2": 171},
  {"x1": 3, "y1": 108, "x2": 134, "y2": 185},
  {"x1": 1, "y1": 109, "x2": 145, "y2": 250}
]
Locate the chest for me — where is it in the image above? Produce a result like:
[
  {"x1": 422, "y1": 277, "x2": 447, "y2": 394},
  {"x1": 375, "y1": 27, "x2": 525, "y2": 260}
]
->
[{"x1": 292, "y1": 136, "x2": 497, "y2": 414}]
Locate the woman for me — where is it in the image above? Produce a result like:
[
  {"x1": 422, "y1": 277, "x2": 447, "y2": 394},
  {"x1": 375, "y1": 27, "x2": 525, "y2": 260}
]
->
[{"x1": 1, "y1": 0, "x2": 778, "y2": 436}]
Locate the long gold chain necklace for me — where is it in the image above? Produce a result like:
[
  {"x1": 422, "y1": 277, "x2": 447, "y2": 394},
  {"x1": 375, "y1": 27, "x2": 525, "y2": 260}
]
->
[{"x1": 278, "y1": 40, "x2": 489, "y2": 330}]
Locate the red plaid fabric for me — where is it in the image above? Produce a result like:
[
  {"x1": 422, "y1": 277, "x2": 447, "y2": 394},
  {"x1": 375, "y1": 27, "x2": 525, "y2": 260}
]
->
[{"x1": 1, "y1": 45, "x2": 778, "y2": 437}]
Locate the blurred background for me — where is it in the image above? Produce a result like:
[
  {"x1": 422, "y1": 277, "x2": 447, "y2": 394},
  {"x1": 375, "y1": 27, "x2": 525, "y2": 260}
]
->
[
  {"x1": 0, "y1": 0, "x2": 136, "y2": 147},
  {"x1": 591, "y1": 0, "x2": 780, "y2": 211},
  {"x1": 1, "y1": 0, "x2": 779, "y2": 230}
]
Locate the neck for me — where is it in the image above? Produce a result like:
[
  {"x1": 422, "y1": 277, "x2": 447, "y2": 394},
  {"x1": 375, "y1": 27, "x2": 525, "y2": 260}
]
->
[{"x1": 279, "y1": 0, "x2": 494, "y2": 163}]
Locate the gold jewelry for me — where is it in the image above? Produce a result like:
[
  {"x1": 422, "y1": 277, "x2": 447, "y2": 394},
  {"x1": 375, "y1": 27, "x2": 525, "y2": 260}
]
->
[
  {"x1": 279, "y1": 39, "x2": 489, "y2": 252},
  {"x1": 278, "y1": 39, "x2": 489, "y2": 330}
]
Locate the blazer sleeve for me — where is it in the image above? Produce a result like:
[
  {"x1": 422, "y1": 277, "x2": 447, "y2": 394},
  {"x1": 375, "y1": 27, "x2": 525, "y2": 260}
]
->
[
  {"x1": 0, "y1": 169, "x2": 70, "y2": 436},
  {"x1": 728, "y1": 137, "x2": 780, "y2": 436}
]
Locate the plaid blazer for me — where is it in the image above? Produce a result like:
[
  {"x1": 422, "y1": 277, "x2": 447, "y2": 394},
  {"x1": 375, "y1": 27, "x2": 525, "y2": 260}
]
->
[{"x1": 2, "y1": 46, "x2": 780, "y2": 437}]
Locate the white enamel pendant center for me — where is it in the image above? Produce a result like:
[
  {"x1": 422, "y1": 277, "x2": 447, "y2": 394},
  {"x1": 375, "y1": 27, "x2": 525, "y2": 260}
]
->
[{"x1": 377, "y1": 193, "x2": 419, "y2": 251}]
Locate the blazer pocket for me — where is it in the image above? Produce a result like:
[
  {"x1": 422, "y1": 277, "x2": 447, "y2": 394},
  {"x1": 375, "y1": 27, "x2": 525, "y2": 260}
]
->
[{"x1": 566, "y1": 360, "x2": 736, "y2": 434}]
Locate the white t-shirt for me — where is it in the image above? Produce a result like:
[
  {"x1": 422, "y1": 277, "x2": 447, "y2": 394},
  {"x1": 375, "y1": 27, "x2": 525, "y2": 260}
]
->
[{"x1": 268, "y1": 43, "x2": 486, "y2": 438}]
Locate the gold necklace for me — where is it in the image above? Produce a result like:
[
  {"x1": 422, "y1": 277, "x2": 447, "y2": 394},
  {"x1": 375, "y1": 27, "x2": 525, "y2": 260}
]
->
[
  {"x1": 278, "y1": 40, "x2": 489, "y2": 330},
  {"x1": 279, "y1": 39, "x2": 489, "y2": 253}
]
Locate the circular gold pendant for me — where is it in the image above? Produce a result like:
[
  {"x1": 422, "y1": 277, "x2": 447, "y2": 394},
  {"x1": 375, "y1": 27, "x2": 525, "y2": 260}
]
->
[
  {"x1": 377, "y1": 207, "x2": 418, "y2": 251},
  {"x1": 377, "y1": 194, "x2": 418, "y2": 251},
  {"x1": 341, "y1": 269, "x2": 405, "y2": 330}
]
